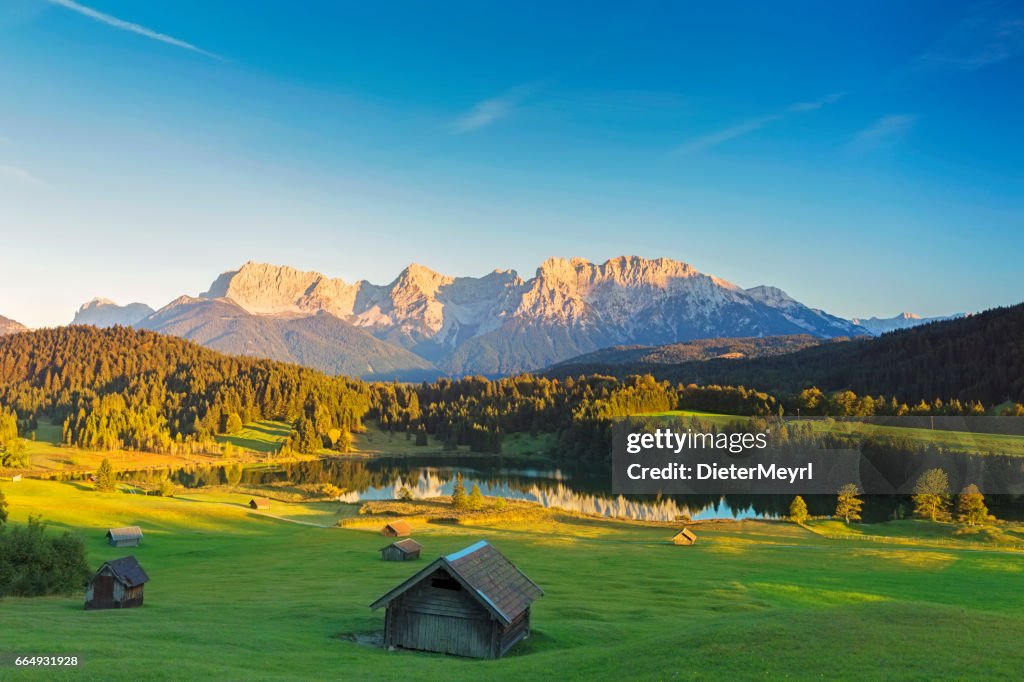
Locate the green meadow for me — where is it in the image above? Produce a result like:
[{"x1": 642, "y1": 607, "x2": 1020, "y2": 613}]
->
[
  {"x1": 2, "y1": 479, "x2": 1023, "y2": 680},
  {"x1": 653, "y1": 410, "x2": 1024, "y2": 457}
]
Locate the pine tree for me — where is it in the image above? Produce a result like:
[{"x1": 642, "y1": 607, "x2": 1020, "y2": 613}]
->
[
  {"x1": 789, "y1": 495, "x2": 808, "y2": 524},
  {"x1": 834, "y1": 483, "x2": 863, "y2": 523},
  {"x1": 415, "y1": 424, "x2": 428, "y2": 446},
  {"x1": 912, "y1": 468, "x2": 952, "y2": 521},
  {"x1": 468, "y1": 484, "x2": 484, "y2": 510},
  {"x1": 95, "y1": 458, "x2": 115, "y2": 492},
  {"x1": 334, "y1": 429, "x2": 353, "y2": 454},
  {"x1": 451, "y1": 472, "x2": 468, "y2": 510},
  {"x1": 956, "y1": 484, "x2": 988, "y2": 526}
]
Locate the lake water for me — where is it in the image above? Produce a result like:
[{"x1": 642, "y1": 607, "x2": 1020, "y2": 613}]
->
[{"x1": 136, "y1": 454, "x2": 981, "y2": 523}]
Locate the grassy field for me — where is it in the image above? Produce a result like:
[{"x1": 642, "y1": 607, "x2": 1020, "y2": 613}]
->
[
  {"x1": 1, "y1": 480, "x2": 1023, "y2": 680},
  {"x1": 651, "y1": 410, "x2": 1024, "y2": 457}
]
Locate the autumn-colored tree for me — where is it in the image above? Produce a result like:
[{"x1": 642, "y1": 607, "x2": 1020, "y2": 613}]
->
[
  {"x1": 789, "y1": 495, "x2": 809, "y2": 524},
  {"x1": 956, "y1": 484, "x2": 988, "y2": 526},
  {"x1": 834, "y1": 483, "x2": 863, "y2": 523},
  {"x1": 912, "y1": 468, "x2": 952, "y2": 521},
  {"x1": 0, "y1": 486, "x2": 8, "y2": 525},
  {"x1": 398, "y1": 486, "x2": 413, "y2": 501}
]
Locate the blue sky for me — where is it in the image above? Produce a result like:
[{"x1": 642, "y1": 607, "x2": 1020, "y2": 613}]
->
[{"x1": 1, "y1": 0, "x2": 1022, "y2": 327}]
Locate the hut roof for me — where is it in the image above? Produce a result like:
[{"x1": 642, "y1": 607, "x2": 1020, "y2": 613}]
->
[
  {"x1": 370, "y1": 540, "x2": 543, "y2": 624},
  {"x1": 106, "y1": 526, "x2": 144, "y2": 542},
  {"x1": 249, "y1": 498, "x2": 271, "y2": 508},
  {"x1": 674, "y1": 528, "x2": 697, "y2": 541},
  {"x1": 101, "y1": 556, "x2": 150, "y2": 587},
  {"x1": 384, "y1": 520, "x2": 412, "y2": 535},
  {"x1": 380, "y1": 538, "x2": 422, "y2": 554}
]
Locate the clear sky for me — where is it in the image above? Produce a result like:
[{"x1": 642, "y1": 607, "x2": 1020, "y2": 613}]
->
[{"x1": 1, "y1": 0, "x2": 1021, "y2": 328}]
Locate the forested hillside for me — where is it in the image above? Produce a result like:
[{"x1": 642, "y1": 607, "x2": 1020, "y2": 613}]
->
[
  {"x1": 0, "y1": 327, "x2": 373, "y2": 452},
  {"x1": 550, "y1": 304, "x2": 1024, "y2": 406}
]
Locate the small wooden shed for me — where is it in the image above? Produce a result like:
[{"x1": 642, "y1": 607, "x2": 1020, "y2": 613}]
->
[
  {"x1": 249, "y1": 498, "x2": 271, "y2": 510},
  {"x1": 370, "y1": 540, "x2": 544, "y2": 659},
  {"x1": 381, "y1": 538, "x2": 422, "y2": 562},
  {"x1": 381, "y1": 520, "x2": 412, "y2": 537},
  {"x1": 673, "y1": 528, "x2": 697, "y2": 546},
  {"x1": 11, "y1": 474, "x2": 21, "y2": 482},
  {"x1": 85, "y1": 556, "x2": 150, "y2": 610},
  {"x1": 106, "y1": 526, "x2": 144, "y2": 548}
]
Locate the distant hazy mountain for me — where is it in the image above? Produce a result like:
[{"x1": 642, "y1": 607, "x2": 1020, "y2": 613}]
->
[
  {"x1": 73, "y1": 298, "x2": 155, "y2": 327},
  {"x1": 0, "y1": 314, "x2": 27, "y2": 336},
  {"x1": 850, "y1": 312, "x2": 964, "y2": 336},
  {"x1": 549, "y1": 334, "x2": 823, "y2": 376},
  {"x1": 200, "y1": 257, "x2": 866, "y2": 375},
  {"x1": 138, "y1": 296, "x2": 438, "y2": 381}
]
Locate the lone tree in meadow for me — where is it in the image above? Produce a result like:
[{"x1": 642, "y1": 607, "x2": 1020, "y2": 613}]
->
[
  {"x1": 789, "y1": 495, "x2": 809, "y2": 524},
  {"x1": 956, "y1": 484, "x2": 989, "y2": 526},
  {"x1": 398, "y1": 486, "x2": 413, "y2": 501},
  {"x1": 451, "y1": 472, "x2": 468, "y2": 510},
  {"x1": 468, "y1": 483, "x2": 484, "y2": 510},
  {"x1": 95, "y1": 458, "x2": 116, "y2": 492},
  {"x1": 225, "y1": 412, "x2": 244, "y2": 435},
  {"x1": 834, "y1": 483, "x2": 863, "y2": 523},
  {"x1": 912, "y1": 468, "x2": 952, "y2": 521}
]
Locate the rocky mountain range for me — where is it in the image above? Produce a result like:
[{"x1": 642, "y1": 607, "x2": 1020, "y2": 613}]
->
[
  {"x1": 69, "y1": 255, "x2": 960, "y2": 378},
  {"x1": 132, "y1": 256, "x2": 866, "y2": 376},
  {"x1": 850, "y1": 312, "x2": 964, "y2": 335},
  {"x1": 73, "y1": 298, "x2": 155, "y2": 328},
  {"x1": 0, "y1": 314, "x2": 27, "y2": 336}
]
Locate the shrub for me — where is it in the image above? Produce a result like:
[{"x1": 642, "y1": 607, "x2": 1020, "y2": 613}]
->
[{"x1": 0, "y1": 516, "x2": 90, "y2": 597}]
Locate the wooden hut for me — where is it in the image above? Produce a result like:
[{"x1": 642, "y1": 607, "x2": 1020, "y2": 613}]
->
[
  {"x1": 11, "y1": 474, "x2": 21, "y2": 482},
  {"x1": 381, "y1": 538, "x2": 422, "y2": 562},
  {"x1": 673, "y1": 528, "x2": 697, "y2": 546},
  {"x1": 106, "y1": 526, "x2": 144, "y2": 548},
  {"x1": 370, "y1": 540, "x2": 543, "y2": 659},
  {"x1": 85, "y1": 556, "x2": 150, "y2": 610},
  {"x1": 381, "y1": 520, "x2": 412, "y2": 537},
  {"x1": 248, "y1": 498, "x2": 271, "y2": 510}
]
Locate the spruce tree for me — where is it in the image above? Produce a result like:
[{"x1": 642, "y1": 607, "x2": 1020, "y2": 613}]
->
[
  {"x1": 468, "y1": 483, "x2": 484, "y2": 510},
  {"x1": 451, "y1": 472, "x2": 468, "y2": 510},
  {"x1": 789, "y1": 495, "x2": 809, "y2": 524},
  {"x1": 95, "y1": 458, "x2": 115, "y2": 492}
]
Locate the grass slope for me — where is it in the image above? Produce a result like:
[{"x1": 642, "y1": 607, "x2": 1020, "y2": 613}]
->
[{"x1": 1, "y1": 480, "x2": 1022, "y2": 680}]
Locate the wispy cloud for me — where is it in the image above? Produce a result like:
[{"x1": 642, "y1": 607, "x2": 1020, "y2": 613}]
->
[
  {"x1": 849, "y1": 114, "x2": 917, "y2": 152},
  {"x1": 913, "y1": 1, "x2": 1024, "y2": 71},
  {"x1": 451, "y1": 84, "x2": 536, "y2": 134},
  {"x1": 46, "y1": 0, "x2": 220, "y2": 59},
  {"x1": 0, "y1": 164, "x2": 48, "y2": 188},
  {"x1": 675, "y1": 92, "x2": 845, "y2": 155}
]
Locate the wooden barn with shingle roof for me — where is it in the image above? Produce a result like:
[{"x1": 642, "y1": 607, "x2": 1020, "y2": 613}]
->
[
  {"x1": 673, "y1": 528, "x2": 697, "y2": 546},
  {"x1": 370, "y1": 540, "x2": 543, "y2": 659},
  {"x1": 106, "y1": 526, "x2": 143, "y2": 548},
  {"x1": 85, "y1": 556, "x2": 150, "y2": 610},
  {"x1": 380, "y1": 538, "x2": 422, "y2": 561},
  {"x1": 381, "y1": 520, "x2": 412, "y2": 537}
]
